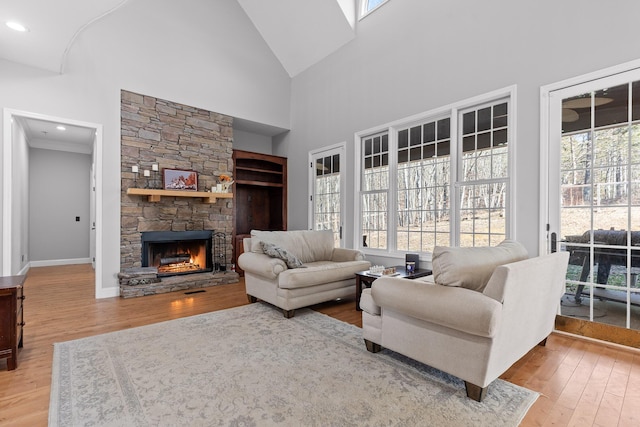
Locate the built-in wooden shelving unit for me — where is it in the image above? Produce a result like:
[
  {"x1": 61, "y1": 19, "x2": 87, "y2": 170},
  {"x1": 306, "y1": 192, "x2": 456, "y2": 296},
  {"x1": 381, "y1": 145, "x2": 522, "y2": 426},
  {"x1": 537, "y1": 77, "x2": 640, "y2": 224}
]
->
[
  {"x1": 232, "y1": 150, "x2": 287, "y2": 275},
  {"x1": 126, "y1": 188, "x2": 233, "y2": 204}
]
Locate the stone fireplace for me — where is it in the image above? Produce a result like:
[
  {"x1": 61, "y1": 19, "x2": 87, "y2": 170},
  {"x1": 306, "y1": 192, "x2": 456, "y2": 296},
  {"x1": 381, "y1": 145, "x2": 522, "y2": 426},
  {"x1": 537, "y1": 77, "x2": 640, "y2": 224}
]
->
[
  {"x1": 119, "y1": 90, "x2": 238, "y2": 297},
  {"x1": 141, "y1": 230, "x2": 213, "y2": 277}
]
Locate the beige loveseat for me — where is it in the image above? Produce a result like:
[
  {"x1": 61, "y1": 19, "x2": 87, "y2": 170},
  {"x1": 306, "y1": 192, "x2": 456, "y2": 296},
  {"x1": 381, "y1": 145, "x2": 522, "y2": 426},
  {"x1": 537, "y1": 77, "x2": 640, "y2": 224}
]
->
[
  {"x1": 361, "y1": 241, "x2": 569, "y2": 401},
  {"x1": 238, "y1": 230, "x2": 370, "y2": 318}
]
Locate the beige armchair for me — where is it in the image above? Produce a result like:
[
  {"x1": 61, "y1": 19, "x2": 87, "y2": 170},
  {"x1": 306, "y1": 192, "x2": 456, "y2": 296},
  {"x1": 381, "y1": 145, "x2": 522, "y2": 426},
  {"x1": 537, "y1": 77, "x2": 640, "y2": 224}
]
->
[
  {"x1": 361, "y1": 242, "x2": 569, "y2": 401},
  {"x1": 239, "y1": 230, "x2": 370, "y2": 318}
]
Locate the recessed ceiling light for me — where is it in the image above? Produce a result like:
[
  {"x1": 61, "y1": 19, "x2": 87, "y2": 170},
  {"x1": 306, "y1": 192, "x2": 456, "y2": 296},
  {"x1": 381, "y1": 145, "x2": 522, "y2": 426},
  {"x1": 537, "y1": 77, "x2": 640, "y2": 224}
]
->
[
  {"x1": 56, "y1": 125, "x2": 66, "y2": 131},
  {"x1": 6, "y1": 21, "x2": 28, "y2": 32}
]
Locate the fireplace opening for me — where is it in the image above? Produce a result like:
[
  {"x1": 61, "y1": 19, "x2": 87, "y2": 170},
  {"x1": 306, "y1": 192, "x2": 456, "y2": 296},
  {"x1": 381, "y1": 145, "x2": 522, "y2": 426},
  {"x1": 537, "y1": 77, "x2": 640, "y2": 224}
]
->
[{"x1": 141, "y1": 231, "x2": 213, "y2": 277}]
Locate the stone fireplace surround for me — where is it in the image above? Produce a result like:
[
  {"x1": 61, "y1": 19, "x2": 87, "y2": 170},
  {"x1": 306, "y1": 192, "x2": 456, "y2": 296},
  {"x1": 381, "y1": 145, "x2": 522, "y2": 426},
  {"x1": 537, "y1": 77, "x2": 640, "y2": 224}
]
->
[
  {"x1": 120, "y1": 90, "x2": 238, "y2": 297},
  {"x1": 141, "y1": 230, "x2": 213, "y2": 276}
]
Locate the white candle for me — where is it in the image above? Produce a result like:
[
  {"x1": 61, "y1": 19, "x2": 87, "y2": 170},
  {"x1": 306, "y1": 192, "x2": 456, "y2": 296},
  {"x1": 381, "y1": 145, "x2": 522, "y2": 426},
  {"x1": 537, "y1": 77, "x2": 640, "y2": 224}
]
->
[
  {"x1": 132, "y1": 165, "x2": 138, "y2": 173},
  {"x1": 143, "y1": 170, "x2": 150, "y2": 177},
  {"x1": 152, "y1": 164, "x2": 159, "y2": 171}
]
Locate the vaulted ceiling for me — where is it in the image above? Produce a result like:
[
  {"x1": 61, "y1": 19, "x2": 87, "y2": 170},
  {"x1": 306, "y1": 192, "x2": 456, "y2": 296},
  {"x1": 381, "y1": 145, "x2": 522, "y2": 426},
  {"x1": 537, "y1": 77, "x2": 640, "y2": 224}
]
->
[
  {"x1": 1, "y1": 0, "x2": 357, "y2": 152},
  {"x1": 0, "y1": 0, "x2": 356, "y2": 76}
]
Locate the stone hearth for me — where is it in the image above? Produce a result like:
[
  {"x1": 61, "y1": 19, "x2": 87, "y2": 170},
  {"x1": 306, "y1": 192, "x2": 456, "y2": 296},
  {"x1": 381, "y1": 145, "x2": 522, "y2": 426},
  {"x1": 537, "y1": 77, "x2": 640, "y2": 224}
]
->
[{"x1": 119, "y1": 90, "x2": 238, "y2": 296}]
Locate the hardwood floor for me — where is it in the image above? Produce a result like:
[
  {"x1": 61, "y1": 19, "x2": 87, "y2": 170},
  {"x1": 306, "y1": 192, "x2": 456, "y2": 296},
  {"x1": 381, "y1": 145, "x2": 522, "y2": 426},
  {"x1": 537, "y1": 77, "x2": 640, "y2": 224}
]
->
[{"x1": 1, "y1": 264, "x2": 639, "y2": 426}]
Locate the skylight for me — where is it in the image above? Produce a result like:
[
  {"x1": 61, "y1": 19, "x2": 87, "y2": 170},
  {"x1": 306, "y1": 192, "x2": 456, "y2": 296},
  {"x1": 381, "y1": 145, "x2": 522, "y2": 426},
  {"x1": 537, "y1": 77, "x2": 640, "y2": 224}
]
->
[{"x1": 360, "y1": 0, "x2": 389, "y2": 19}]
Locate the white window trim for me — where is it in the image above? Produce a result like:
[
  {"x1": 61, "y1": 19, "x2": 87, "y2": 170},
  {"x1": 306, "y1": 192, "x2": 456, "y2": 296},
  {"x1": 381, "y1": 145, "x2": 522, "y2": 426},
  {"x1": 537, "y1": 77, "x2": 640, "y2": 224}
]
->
[
  {"x1": 359, "y1": 0, "x2": 390, "y2": 20},
  {"x1": 354, "y1": 85, "x2": 517, "y2": 255}
]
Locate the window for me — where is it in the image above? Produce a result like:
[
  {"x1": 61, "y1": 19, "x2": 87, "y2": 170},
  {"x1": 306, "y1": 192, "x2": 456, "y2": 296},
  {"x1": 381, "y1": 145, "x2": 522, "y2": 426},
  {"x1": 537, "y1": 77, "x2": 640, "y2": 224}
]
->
[
  {"x1": 457, "y1": 101, "x2": 509, "y2": 247},
  {"x1": 356, "y1": 89, "x2": 513, "y2": 254},
  {"x1": 397, "y1": 118, "x2": 451, "y2": 251},
  {"x1": 360, "y1": 0, "x2": 389, "y2": 19},
  {"x1": 361, "y1": 132, "x2": 389, "y2": 249}
]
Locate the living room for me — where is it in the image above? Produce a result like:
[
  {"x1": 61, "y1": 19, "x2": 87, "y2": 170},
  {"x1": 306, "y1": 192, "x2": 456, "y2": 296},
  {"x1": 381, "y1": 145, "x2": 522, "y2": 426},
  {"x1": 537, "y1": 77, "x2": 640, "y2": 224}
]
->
[{"x1": 1, "y1": 0, "x2": 640, "y2": 425}]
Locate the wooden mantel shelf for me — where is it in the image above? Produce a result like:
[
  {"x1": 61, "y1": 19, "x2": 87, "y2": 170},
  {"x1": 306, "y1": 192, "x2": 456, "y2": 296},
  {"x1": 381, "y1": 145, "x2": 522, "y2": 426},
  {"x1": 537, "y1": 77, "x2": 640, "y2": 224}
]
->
[{"x1": 127, "y1": 188, "x2": 233, "y2": 204}]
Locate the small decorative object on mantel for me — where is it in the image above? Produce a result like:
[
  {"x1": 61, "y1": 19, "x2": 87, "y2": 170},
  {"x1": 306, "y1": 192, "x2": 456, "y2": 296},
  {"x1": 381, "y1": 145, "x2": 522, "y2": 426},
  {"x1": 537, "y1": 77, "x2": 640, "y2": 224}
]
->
[
  {"x1": 218, "y1": 174, "x2": 234, "y2": 193},
  {"x1": 131, "y1": 165, "x2": 139, "y2": 185},
  {"x1": 143, "y1": 169, "x2": 152, "y2": 189},
  {"x1": 163, "y1": 169, "x2": 198, "y2": 191},
  {"x1": 151, "y1": 163, "x2": 160, "y2": 189}
]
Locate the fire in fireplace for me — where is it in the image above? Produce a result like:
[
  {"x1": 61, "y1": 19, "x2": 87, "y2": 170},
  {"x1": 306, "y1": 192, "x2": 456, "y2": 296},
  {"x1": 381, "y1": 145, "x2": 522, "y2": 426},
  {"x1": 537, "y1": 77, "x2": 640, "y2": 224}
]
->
[{"x1": 141, "y1": 231, "x2": 213, "y2": 277}]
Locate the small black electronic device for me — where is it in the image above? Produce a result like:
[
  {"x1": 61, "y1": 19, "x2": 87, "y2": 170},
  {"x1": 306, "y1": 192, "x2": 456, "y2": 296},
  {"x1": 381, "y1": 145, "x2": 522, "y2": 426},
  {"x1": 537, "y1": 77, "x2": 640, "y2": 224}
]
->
[{"x1": 405, "y1": 253, "x2": 419, "y2": 273}]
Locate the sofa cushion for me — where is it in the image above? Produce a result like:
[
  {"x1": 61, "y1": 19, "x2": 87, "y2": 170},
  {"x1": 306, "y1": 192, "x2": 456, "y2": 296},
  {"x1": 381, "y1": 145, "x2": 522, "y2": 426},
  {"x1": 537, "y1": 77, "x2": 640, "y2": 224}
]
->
[
  {"x1": 260, "y1": 241, "x2": 306, "y2": 269},
  {"x1": 278, "y1": 260, "x2": 370, "y2": 289},
  {"x1": 372, "y1": 277, "x2": 502, "y2": 338},
  {"x1": 431, "y1": 240, "x2": 528, "y2": 292},
  {"x1": 250, "y1": 230, "x2": 334, "y2": 263}
]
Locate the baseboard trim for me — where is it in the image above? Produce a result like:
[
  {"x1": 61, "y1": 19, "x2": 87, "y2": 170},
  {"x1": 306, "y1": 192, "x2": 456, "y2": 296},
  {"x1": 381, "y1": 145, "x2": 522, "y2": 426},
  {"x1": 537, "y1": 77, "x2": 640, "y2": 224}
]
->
[
  {"x1": 96, "y1": 287, "x2": 120, "y2": 299},
  {"x1": 30, "y1": 258, "x2": 92, "y2": 267}
]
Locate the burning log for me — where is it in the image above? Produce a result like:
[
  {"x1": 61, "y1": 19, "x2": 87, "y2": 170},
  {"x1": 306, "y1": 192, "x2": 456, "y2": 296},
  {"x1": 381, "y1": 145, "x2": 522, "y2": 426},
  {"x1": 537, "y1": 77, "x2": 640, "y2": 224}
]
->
[{"x1": 160, "y1": 254, "x2": 191, "y2": 265}]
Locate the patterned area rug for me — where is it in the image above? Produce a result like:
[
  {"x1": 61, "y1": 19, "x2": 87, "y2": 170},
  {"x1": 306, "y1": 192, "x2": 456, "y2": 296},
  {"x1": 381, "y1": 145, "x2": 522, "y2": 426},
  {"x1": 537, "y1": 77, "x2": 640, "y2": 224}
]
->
[{"x1": 49, "y1": 303, "x2": 537, "y2": 426}]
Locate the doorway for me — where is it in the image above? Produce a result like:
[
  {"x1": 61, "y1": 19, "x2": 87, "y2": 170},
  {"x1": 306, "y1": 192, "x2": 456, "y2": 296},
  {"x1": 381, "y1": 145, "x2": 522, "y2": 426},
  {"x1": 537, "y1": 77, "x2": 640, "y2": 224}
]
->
[
  {"x1": 542, "y1": 61, "x2": 640, "y2": 346},
  {"x1": 2, "y1": 109, "x2": 102, "y2": 297},
  {"x1": 309, "y1": 144, "x2": 345, "y2": 247}
]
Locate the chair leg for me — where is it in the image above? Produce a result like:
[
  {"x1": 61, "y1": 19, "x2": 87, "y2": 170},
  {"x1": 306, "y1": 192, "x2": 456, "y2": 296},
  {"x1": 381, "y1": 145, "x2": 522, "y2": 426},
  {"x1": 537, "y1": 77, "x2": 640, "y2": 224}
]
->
[
  {"x1": 464, "y1": 382, "x2": 488, "y2": 402},
  {"x1": 538, "y1": 337, "x2": 548, "y2": 347},
  {"x1": 364, "y1": 339, "x2": 382, "y2": 353},
  {"x1": 283, "y1": 309, "x2": 295, "y2": 318},
  {"x1": 247, "y1": 295, "x2": 257, "y2": 303}
]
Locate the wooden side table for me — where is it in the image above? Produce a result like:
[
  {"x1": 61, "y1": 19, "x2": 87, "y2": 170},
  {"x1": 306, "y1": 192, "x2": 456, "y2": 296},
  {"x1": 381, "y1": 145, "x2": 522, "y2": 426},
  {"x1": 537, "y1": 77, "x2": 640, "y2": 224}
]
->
[
  {"x1": 0, "y1": 275, "x2": 25, "y2": 371},
  {"x1": 355, "y1": 266, "x2": 431, "y2": 310}
]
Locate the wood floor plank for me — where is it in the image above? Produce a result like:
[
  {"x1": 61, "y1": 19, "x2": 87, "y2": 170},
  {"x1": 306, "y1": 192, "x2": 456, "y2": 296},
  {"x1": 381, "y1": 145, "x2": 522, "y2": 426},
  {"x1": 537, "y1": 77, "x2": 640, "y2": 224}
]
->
[
  {"x1": 1, "y1": 264, "x2": 639, "y2": 427},
  {"x1": 567, "y1": 348, "x2": 615, "y2": 426},
  {"x1": 541, "y1": 400, "x2": 575, "y2": 427},
  {"x1": 593, "y1": 391, "x2": 623, "y2": 427},
  {"x1": 519, "y1": 393, "x2": 554, "y2": 427},
  {"x1": 539, "y1": 360, "x2": 577, "y2": 402},
  {"x1": 618, "y1": 353, "x2": 640, "y2": 427}
]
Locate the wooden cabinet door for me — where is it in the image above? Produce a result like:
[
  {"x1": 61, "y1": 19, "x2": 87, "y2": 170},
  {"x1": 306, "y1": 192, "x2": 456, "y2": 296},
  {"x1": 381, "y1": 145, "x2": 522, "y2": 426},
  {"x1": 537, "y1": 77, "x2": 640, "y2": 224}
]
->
[{"x1": 0, "y1": 290, "x2": 13, "y2": 350}]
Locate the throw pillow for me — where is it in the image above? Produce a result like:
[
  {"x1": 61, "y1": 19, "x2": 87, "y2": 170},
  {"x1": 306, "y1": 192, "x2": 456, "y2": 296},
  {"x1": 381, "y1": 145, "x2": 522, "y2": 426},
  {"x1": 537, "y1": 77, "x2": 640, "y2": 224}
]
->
[
  {"x1": 432, "y1": 240, "x2": 528, "y2": 292},
  {"x1": 260, "y1": 241, "x2": 306, "y2": 269}
]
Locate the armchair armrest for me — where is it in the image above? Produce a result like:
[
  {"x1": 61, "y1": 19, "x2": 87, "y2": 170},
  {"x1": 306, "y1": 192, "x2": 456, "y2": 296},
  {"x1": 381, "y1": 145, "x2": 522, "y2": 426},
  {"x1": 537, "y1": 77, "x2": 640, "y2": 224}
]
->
[
  {"x1": 372, "y1": 277, "x2": 502, "y2": 338},
  {"x1": 237, "y1": 252, "x2": 287, "y2": 280},
  {"x1": 331, "y1": 248, "x2": 366, "y2": 262}
]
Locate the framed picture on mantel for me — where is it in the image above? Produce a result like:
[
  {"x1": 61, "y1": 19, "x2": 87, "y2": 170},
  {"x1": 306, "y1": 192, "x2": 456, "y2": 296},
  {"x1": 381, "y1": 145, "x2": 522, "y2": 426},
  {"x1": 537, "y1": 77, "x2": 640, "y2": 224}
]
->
[{"x1": 163, "y1": 168, "x2": 198, "y2": 191}]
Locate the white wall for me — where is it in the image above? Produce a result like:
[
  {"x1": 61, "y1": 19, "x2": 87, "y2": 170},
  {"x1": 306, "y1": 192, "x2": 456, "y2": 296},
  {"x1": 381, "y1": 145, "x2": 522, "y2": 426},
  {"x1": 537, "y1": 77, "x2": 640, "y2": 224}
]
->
[
  {"x1": 29, "y1": 148, "x2": 91, "y2": 262},
  {"x1": 282, "y1": 0, "x2": 640, "y2": 260},
  {"x1": 10, "y1": 119, "x2": 29, "y2": 274},
  {"x1": 0, "y1": 0, "x2": 291, "y2": 296}
]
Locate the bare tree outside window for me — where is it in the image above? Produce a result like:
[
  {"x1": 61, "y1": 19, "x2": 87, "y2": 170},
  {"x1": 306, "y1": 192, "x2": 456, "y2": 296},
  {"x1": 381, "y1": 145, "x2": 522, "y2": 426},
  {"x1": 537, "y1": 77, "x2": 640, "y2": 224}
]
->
[{"x1": 357, "y1": 93, "x2": 512, "y2": 254}]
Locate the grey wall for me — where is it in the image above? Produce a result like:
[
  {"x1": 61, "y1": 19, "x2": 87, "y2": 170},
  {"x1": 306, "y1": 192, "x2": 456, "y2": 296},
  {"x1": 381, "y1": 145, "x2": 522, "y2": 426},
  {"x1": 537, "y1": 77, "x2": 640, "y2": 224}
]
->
[
  {"x1": 233, "y1": 129, "x2": 273, "y2": 155},
  {"x1": 29, "y1": 148, "x2": 91, "y2": 261},
  {"x1": 282, "y1": 0, "x2": 640, "y2": 259}
]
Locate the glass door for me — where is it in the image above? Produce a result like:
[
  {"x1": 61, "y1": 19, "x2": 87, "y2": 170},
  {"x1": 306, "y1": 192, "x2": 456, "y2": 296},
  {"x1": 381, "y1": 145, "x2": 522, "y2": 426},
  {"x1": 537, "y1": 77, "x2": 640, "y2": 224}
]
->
[
  {"x1": 310, "y1": 145, "x2": 345, "y2": 247},
  {"x1": 547, "y1": 70, "x2": 640, "y2": 341}
]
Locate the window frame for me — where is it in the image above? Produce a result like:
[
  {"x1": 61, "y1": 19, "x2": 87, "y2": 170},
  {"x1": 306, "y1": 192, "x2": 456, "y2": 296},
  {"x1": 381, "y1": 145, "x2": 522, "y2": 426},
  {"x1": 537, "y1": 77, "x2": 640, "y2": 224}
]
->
[
  {"x1": 354, "y1": 86, "x2": 517, "y2": 256},
  {"x1": 359, "y1": 0, "x2": 390, "y2": 20}
]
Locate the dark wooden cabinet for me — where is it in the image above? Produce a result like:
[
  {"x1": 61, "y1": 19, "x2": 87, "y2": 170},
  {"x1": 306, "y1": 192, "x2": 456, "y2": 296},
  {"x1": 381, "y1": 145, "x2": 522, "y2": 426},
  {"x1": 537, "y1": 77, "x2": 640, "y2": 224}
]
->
[
  {"x1": 0, "y1": 275, "x2": 25, "y2": 371},
  {"x1": 233, "y1": 150, "x2": 287, "y2": 275}
]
